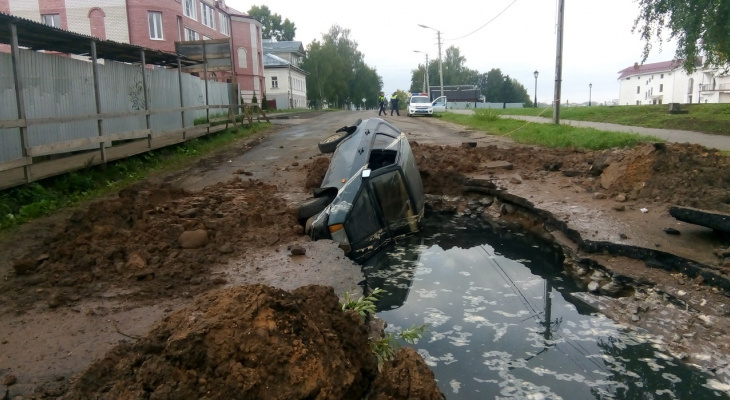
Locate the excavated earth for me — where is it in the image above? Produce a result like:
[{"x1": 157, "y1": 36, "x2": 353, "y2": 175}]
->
[{"x1": 2, "y1": 119, "x2": 730, "y2": 399}]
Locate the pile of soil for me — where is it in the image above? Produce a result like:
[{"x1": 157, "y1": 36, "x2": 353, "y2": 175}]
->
[
  {"x1": 61, "y1": 284, "x2": 443, "y2": 400},
  {"x1": 1, "y1": 178, "x2": 301, "y2": 313},
  {"x1": 413, "y1": 141, "x2": 730, "y2": 212}
]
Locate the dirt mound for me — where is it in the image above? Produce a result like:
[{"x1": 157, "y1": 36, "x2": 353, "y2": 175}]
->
[
  {"x1": 2, "y1": 179, "x2": 301, "y2": 313},
  {"x1": 369, "y1": 347, "x2": 445, "y2": 400},
  {"x1": 305, "y1": 156, "x2": 330, "y2": 189},
  {"x1": 413, "y1": 142, "x2": 730, "y2": 212},
  {"x1": 61, "y1": 284, "x2": 442, "y2": 400}
]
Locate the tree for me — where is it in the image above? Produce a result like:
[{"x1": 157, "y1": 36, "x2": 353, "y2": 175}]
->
[
  {"x1": 633, "y1": 0, "x2": 730, "y2": 72},
  {"x1": 301, "y1": 25, "x2": 382, "y2": 109},
  {"x1": 247, "y1": 5, "x2": 296, "y2": 41}
]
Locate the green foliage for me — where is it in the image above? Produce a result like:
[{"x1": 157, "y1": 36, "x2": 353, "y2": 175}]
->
[
  {"x1": 498, "y1": 103, "x2": 730, "y2": 136},
  {"x1": 341, "y1": 288, "x2": 384, "y2": 317},
  {"x1": 473, "y1": 108, "x2": 501, "y2": 122},
  {"x1": 301, "y1": 25, "x2": 382, "y2": 109},
  {"x1": 371, "y1": 325, "x2": 429, "y2": 367},
  {"x1": 247, "y1": 5, "x2": 296, "y2": 41},
  {"x1": 251, "y1": 92, "x2": 258, "y2": 104},
  {"x1": 633, "y1": 0, "x2": 730, "y2": 72},
  {"x1": 441, "y1": 112, "x2": 662, "y2": 150},
  {"x1": 261, "y1": 93, "x2": 268, "y2": 110}
]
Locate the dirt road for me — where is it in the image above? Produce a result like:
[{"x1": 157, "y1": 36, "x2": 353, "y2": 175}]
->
[{"x1": 2, "y1": 110, "x2": 730, "y2": 398}]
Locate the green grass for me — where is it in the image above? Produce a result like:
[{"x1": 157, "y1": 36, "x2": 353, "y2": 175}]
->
[
  {"x1": 0, "y1": 122, "x2": 270, "y2": 231},
  {"x1": 496, "y1": 103, "x2": 730, "y2": 136},
  {"x1": 441, "y1": 111, "x2": 662, "y2": 150}
]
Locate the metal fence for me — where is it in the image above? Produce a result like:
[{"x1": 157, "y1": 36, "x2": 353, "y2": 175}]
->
[{"x1": 0, "y1": 49, "x2": 236, "y2": 190}]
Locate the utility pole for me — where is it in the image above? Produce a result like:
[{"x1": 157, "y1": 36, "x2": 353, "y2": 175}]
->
[
  {"x1": 553, "y1": 0, "x2": 565, "y2": 124},
  {"x1": 437, "y1": 30, "x2": 443, "y2": 101}
]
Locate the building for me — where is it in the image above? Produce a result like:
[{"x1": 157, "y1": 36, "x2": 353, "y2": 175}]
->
[
  {"x1": 262, "y1": 40, "x2": 307, "y2": 109},
  {"x1": 617, "y1": 58, "x2": 730, "y2": 105},
  {"x1": 0, "y1": 0, "x2": 265, "y2": 102}
]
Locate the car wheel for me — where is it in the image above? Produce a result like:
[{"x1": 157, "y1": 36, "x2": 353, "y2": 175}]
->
[
  {"x1": 318, "y1": 132, "x2": 348, "y2": 153},
  {"x1": 297, "y1": 195, "x2": 334, "y2": 220}
]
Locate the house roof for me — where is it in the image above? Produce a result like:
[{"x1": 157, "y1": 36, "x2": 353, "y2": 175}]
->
[
  {"x1": 263, "y1": 53, "x2": 308, "y2": 74},
  {"x1": 0, "y1": 12, "x2": 197, "y2": 67},
  {"x1": 617, "y1": 58, "x2": 702, "y2": 79},
  {"x1": 262, "y1": 40, "x2": 305, "y2": 56}
]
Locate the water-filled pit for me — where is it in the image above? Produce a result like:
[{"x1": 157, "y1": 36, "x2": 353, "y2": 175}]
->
[{"x1": 363, "y1": 213, "x2": 730, "y2": 400}]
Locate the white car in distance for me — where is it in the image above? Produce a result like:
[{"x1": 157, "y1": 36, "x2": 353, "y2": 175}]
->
[{"x1": 407, "y1": 94, "x2": 447, "y2": 117}]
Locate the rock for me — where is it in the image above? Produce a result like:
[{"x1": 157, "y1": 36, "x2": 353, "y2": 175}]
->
[
  {"x1": 593, "y1": 192, "x2": 608, "y2": 200},
  {"x1": 619, "y1": 233, "x2": 628, "y2": 239},
  {"x1": 663, "y1": 227, "x2": 680, "y2": 235},
  {"x1": 13, "y1": 258, "x2": 40, "y2": 275},
  {"x1": 217, "y1": 243, "x2": 234, "y2": 254},
  {"x1": 500, "y1": 203, "x2": 516, "y2": 215},
  {"x1": 631, "y1": 315, "x2": 641, "y2": 322},
  {"x1": 178, "y1": 208, "x2": 197, "y2": 218},
  {"x1": 126, "y1": 252, "x2": 147, "y2": 269},
  {"x1": 600, "y1": 280, "x2": 624, "y2": 297},
  {"x1": 587, "y1": 281, "x2": 600, "y2": 293},
  {"x1": 178, "y1": 229, "x2": 209, "y2": 249},
  {"x1": 292, "y1": 161, "x2": 299, "y2": 166},
  {"x1": 509, "y1": 176, "x2": 522, "y2": 184},
  {"x1": 485, "y1": 160, "x2": 513, "y2": 170},
  {"x1": 590, "y1": 270, "x2": 606, "y2": 281},
  {"x1": 615, "y1": 193, "x2": 627, "y2": 202},
  {"x1": 2, "y1": 374, "x2": 17, "y2": 385},
  {"x1": 479, "y1": 197, "x2": 494, "y2": 207},
  {"x1": 612, "y1": 205, "x2": 626, "y2": 211},
  {"x1": 290, "y1": 245, "x2": 306, "y2": 256}
]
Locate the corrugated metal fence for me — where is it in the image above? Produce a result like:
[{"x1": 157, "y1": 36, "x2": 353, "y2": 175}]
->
[{"x1": 0, "y1": 49, "x2": 236, "y2": 190}]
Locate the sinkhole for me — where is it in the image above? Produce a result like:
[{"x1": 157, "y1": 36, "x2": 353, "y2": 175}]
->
[{"x1": 362, "y1": 213, "x2": 730, "y2": 400}]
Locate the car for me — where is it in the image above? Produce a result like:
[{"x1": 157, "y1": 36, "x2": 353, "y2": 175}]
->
[
  {"x1": 299, "y1": 118, "x2": 425, "y2": 262},
  {"x1": 407, "y1": 93, "x2": 447, "y2": 117}
]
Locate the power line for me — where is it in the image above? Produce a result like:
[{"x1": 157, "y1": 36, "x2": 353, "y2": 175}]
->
[{"x1": 447, "y1": 0, "x2": 518, "y2": 41}]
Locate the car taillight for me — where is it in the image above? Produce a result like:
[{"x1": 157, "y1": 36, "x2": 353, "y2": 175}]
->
[{"x1": 328, "y1": 224, "x2": 351, "y2": 253}]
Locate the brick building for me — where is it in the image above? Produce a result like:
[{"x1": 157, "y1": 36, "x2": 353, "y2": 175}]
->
[{"x1": 1, "y1": 0, "x2": 265, "y2": 102}]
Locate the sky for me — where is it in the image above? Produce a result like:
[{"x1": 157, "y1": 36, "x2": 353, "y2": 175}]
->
[{"x1": 229, "y1": 0, "x2": 677, "y2": 104}]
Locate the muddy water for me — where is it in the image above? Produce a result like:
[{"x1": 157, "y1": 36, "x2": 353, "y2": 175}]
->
[{"x1": 364, "y1": 214, "x2": 730, "y2": 400}]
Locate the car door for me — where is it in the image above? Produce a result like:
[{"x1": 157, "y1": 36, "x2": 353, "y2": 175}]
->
[{"x1": 432, "y1": 96, "x2": 447, "y2": 113}]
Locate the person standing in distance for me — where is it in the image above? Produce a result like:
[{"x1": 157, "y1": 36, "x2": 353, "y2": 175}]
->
[
  {"x1": 378, "y1": 92, "x2": 388, "y2": 116},
  {"x1": 390, "y1": 92, "x2": 400, "y2": 116}
]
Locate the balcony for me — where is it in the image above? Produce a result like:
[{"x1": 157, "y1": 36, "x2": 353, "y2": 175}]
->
[{"x1": 699, "y1": 83, "x2": 730, "y2": 92}]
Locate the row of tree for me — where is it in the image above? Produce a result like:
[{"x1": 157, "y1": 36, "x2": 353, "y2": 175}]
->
[
  {"x1": 251, "y1": 1, "x2": 730, "y2": 109},
  {"x1": 409, "y1": 46, "x2": 533, "y2": 105}
]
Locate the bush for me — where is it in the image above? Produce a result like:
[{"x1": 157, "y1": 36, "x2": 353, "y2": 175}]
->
[{"x1": 473, "y1": 108, "x2": 501, "y2": 122}]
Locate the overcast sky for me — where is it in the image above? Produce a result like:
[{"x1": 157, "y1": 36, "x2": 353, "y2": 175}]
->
[{"x1": 229, "y1": 0, "x2": 677, "y2": 104}]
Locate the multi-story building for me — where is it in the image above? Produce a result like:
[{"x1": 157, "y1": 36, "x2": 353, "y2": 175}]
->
[
  {"x1": 262, "y1": 40, "x2": 307, "y2": 109},
  {"x1": 617, "y1": 58, "x2": 730, "y2": 105},
  {"x1": 1, "y1": 0, "x2": 265, "y2": 102}
]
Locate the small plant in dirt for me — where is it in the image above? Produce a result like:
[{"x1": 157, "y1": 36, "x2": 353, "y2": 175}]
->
[{"x1": 341, "y1": 288, "x2": 428, "y2": 367}]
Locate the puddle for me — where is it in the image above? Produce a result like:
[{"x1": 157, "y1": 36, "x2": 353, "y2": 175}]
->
[{"x1": 363, "y1": 214, "x2": 730, "y2": 400}]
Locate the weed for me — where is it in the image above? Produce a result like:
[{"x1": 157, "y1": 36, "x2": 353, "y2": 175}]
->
[
  {"x1": 341, "y1": 288, "x2": 428, "y2": 367},
  {"x1": 473, "y1": 108, "x2": 501, "y2": 122}
]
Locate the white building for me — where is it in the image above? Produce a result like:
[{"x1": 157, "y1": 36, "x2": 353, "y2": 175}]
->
[
  {"x1": 617, "y1": 58, "x2": 730, "y2": 105},
  {"x1": 262, "y1": 40, "x2": 308, "y2": 109}
]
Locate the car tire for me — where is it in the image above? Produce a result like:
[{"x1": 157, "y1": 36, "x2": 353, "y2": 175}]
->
[
  {"x1": 297, "y1": 195, "x2": 334, "y2": 220},
  {"x1": 318, "y1": 132, "x2": 348, "y2": 153}
]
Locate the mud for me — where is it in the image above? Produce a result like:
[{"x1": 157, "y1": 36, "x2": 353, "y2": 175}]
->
[{"x1": 2, "y1": 120, "x2": 730, "y2": 399}]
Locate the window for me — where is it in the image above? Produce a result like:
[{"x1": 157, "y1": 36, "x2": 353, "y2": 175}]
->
[
  {"x1": 203, "y1": 35, "x2": 211, "y2": 40},
  {"x1": 148, "y1": 11, "x2": 163, "y2": 40},
  {"x1": 183, "y1": 0, "x2": 196, "y2": 19},
  {"x1": 271, "y1": 76, "x2": 278, "y2": 88},
  {"x1": 219, "y1": 13, "x2": 230, "y2": 35},
  {"x1": 660, "y1": 74, "x2": 664, "y2": 79},
  {"x1": 201, "y1": 2, "x2": 215, "y2": 28},
  {"x1": 659, "y1": 84, "x2": 663, "y2": 92},
  {"x1": 237, "y1": 47, "x2": 247, "y2": 68},
  {"x1": 184, "y1": 27, "x2": 198, "y2": 41},
  {"x1": 636, "y1": 86, "x2": 640, "y2": 94},
  {"x1": 41, "y1": 14, "x2": 60, "y2": 28}
]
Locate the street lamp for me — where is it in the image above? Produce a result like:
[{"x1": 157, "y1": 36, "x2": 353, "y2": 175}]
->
[
  {"x1": 413, "y1": 50, "x2": 430, "y2": 98},
  {"x1": 533, "y1": 70, "x2": 539, "y2": 108},
  {"x1": 589, "y1": 83, "x2": 592, "y2": 106},
  {"x1": 418, "y1": 24, "x2": 443, "y2": 101},
  {"x1": 503, "y1": 76, "x2": 508, "y2": 109}
]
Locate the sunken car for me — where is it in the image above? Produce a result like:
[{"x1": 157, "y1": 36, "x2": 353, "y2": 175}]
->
[{"x1": 299, "y1": 118, "x2": 425, "y2": 262}]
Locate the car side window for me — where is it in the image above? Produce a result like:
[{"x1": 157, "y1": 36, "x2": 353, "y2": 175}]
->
[
  {"x1": 370, "y1": 171, "x2": 411, "y2": 225},
  {"x1": 346, "y1": 187, "x2": 381, "y2": 243}
]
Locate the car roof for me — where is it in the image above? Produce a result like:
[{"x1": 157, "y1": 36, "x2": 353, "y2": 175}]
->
[{"x1": 320, "y1": 118, "x2": 402, "y2": 191}]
